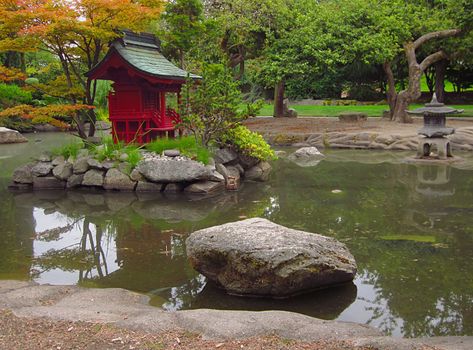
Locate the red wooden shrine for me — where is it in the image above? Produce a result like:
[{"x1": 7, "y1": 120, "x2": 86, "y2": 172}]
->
[{"x1": 86, "y1": 31, "x2": 200, "y2": 144}]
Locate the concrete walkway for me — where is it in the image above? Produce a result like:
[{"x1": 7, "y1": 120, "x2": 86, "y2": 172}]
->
[{"x1": 1, "y1": 281, "x2": 472, "y2": 350}]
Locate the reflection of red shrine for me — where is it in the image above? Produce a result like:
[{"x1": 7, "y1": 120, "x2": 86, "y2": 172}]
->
[{"x1": 86, "y1": 30, "x2": 200, "y2": 143}]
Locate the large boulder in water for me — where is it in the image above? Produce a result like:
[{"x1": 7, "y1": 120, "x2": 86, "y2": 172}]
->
[{"x1": 186, "y1": 218, "x2": 357, "y2": 298}]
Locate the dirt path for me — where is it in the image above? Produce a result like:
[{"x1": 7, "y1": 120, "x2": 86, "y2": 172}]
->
[
  {"x1": 244, "y1": 117, "x2": 473, "y2": 137},
  {"x1": 0, "y1": 310, "x2": 379, "y2": 350}
]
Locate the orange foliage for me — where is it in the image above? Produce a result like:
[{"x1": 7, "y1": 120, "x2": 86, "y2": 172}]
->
[
  {"x1": 0, "y1": 103, "x2": 94, "y2": 130},
  {"x1": 0, "y1": 66, "x2": 26, "y2": 82}
]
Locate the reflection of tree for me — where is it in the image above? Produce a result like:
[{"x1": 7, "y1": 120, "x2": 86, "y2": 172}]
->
[
  {"x1": 33, "y1": 218, "x2": 111, "y2": 282},
  {"x1": 265, "y1": 155, "x2": 473, "y2": 337},
  {"x1": 0, "y1": 181, "x2": 35, "y2": 280},
  {"x1": 79, "y1": 219, "x2": 109, "y2": 281}
]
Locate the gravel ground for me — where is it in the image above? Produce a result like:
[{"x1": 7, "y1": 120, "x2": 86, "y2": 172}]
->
[
  {"x1": 244, "y1": 117, "x2": 473, "y2": 137},
  {"x1": 0, "y1": 310, "x2": 385, "y2": 350}
]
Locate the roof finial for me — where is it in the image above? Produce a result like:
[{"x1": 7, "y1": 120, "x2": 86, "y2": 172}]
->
[{"x1": 431, "y1": 93, "x2": 438, "y2": 104}]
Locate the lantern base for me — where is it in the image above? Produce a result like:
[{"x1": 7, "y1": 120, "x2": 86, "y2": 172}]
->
[{"x1": 416, "y1": 136, "x2": 453, "y2": 160}]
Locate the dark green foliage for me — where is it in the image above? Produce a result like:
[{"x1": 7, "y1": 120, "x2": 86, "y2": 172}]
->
[
  {"x1": 180, "y1": 63, "x2": 261, "y2": 147},
  {"x1": 0, "y1": 83, "x2": 32, "y2": 108}
]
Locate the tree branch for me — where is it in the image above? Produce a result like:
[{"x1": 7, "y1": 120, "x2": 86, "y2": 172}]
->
[
  {"x1": 420, "y1": 50, "x2": 448, "y2": 71},
  {"x1": 413, "y1": 29, "x2": 461, "y2": 50}
]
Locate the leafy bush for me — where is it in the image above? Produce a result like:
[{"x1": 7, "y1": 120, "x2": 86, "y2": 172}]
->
[
  {"x1": 145, "y1": 136, "x2": 210, "y2": 164},
  {"x1": 222, "y1": 125, "x2": 275, "y2": 161},
  {"x1": 0, "y1": 83, "x2": 32, "y2": 108},
  {"x1": 180, "y1": 63, "x2": 262, "y2": 147}
]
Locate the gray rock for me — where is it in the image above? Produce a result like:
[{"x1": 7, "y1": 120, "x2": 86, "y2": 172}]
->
[
  {"x1": 82, "y1": 169, "x2": 104, "y2": 187},
  {"x1": 87, "y1": 158, "x2": 104, "y2": 170},
  {"x1": 136, "y1": 181, "x2": 163, "y2": 192},
  {"x1": 103, "y1": 168, "x2": 136, "y2": 191},
  {"x1": 186, "y1": 218, "x2": 357, "y2": 298},
  {"x1": 209, "y1": 170, "x2": 225, "y2": 182},
  {"x1": 184, "y1": 181, "x2": 225, "y2": 195},
  {"x1": 234, "y1": 163, "x2": 245, "y2": 175},
  {"x1": 117, "y1": 162, "x2": 130, "y2": 174},
  {"x1": 51, "y1": 156, "x2": 65, "y2": 166},
  {"x1": 12, "y1": 163, "x2": 34, "y2": 184},
  {"x1": 31, "y1": 162, "x2": 54, "y2": 177},
  {"x1": 96, "y1": 121, "x2": 111, "y2": 130},
  {"x1": 163, "y1": 183, "x2": 185, "y2": 193},
  {"x1": 274, "y1": 150, "x2": 287, "y2": 157},
  {"x1": 0, "y1": 127, "x2": 28, "y2": 144},
  {"x1": 119, "y1": 153, "x2": 129, "y2": 162},
  {"x1": 245, "y1": 161, "x2": 272, "y2": 182},
  {"x1": 52, "y1": 162, "x2": 73, "y2": 180},
  {"x1": 130, "y1": 168, "x2": 144, "y2": 182},
  {"x1": 77, "y1": 149, "x2": 89, "y2": 158},
  {"x1": 73, "y1": 157, "x2": 90, "y2": 174},
  {"x1": 33, "y1": 176, "x2": 66, "y2": 189},
  {"x1": 214, "y1": 148, "x2": 238, "y2": 164},
  {"x1": 164, "y1": 149, "x2": 181, "y2": 157},
  {"x1": 37, "y1": 152, "x2": 52, "y2": 162},
  {"x1": 102, "y1": 161, "x2": 115, "y2": 170},
  {"x1": 86, "y1": 136, "x2": 102, "y2": 144},
  {"x1": 137, "y1": 158, "x2": 211, "y2": 183},
  {"x1": 238, "y1": 154, "x2": 259, "y2": 170},
  {"x1": 8, "y1": 182, "x2": 31, "y2": 190},
  {"x1": 66, "y1": 174, "x2": 84, "y2": 188},
  {"x1": 215, "y1": 163, "x2": 230, "y2": 180},
  {"x1": 288, "y1": 146, "x2": 325, "y2": 167}
]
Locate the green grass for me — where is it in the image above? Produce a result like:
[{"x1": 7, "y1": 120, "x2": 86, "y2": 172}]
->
[
  {"x1": 53, "y1": 140, "x2": 84, "y2": 158},
  {"x1": 257, "y1": 104, "x2": 473, "y2": 117},
  {"x1": 145, "y1": 136, "x2": 210, "y2": 164}
]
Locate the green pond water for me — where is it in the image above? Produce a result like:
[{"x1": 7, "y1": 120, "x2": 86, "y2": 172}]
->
[{"x1": 1, "y1": 132, "x2": 473, "y2": 338}]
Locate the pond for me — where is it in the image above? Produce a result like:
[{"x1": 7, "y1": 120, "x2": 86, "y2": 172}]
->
[{"x1": 1, "y1": 132, "x2": 473, "y2": 338}]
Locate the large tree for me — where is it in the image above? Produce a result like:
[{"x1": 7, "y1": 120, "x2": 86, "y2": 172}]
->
[{"x1": 0, "y1": 0, "x2": 162, "y2": 138}]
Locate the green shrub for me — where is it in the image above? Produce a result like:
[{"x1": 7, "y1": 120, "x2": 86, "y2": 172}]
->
[
  {"x1": 222, "y1": 125, "x2": 275, "y2": 161},
  {"x1": 145, "y1": 136, "x2": 210, "y2": 164},
  {"x1": 0, "y1": 83, "x2": 32, "y2": 108}
]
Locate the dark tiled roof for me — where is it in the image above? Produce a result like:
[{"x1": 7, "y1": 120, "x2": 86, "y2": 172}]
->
[
  {"x1": 113, "y1": 41, "x2": 201, "y2": 80},
  {"x1": 87, "y1": 31, "x2": 201, "y2": 81}
]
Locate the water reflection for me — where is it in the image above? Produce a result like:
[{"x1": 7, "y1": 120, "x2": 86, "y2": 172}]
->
[{"x1": 1, "y1": 141, "x2": 473, "y2": 337}]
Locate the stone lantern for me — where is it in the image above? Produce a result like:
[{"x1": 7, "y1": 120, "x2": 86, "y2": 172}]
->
[{"x1": 407, "y1": 94, "x2": 463, "y2": 159}]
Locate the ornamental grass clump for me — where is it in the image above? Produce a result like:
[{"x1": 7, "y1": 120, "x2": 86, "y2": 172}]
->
[{"x1": 145, "y1": 136, "x2": 210, "y2": 164}]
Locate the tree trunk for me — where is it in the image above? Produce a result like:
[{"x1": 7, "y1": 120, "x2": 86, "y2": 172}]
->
[
  {"x1": 435, "y1": 59, "x2": 447, "y2": 103},
  {"x1": 392, "y1": 91, "x2": 413, "y2": 123},
  {"x1": 383, "y1": 61, "x2": 397, "y2": 120},
  {"x1": 273, "y1": 80, "x2": 285, "y2": 118},
  {"x1": 390, "y1": 28, "x2": 461, "y2": 122}
]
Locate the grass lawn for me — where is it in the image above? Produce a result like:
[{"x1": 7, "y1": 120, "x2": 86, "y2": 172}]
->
[{"x1": 257, "y1": 104, "x2": 473, "y2": 118}]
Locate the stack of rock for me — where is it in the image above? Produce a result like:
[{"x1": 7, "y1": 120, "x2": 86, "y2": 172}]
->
[{"x1": 10, "y1": 147, "x2": 272, "y2": 195}]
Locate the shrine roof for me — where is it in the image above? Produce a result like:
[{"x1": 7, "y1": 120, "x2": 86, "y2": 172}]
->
[{"x1": 86, "y1": 31, "x2": 201, "y2": 81}]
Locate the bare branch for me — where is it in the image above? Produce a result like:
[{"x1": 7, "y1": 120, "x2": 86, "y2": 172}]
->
[
  {"x1": 420, "y1": 50, "x2": 448, "y2": 71},
  {"x1": 413, "y1": 29, "x2": 461, "y2": 50}
]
